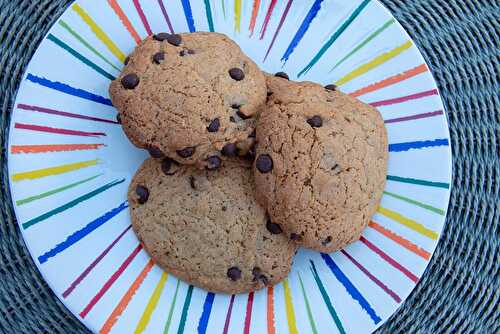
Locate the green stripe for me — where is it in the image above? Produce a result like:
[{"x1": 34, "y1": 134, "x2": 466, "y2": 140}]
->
[
  {"x1": 176, "y1": 285, "x2": 194, "y2": 334},
  {"x1": 16, "y1": 174, "x2": 102, "y2": 206},
  {"x1": 387, "y1": 175, "x2": 450, "y2": 189},
  {"x1": 310, "y1": 261, "x2": 346, "y2": 334},
  {"x1": 47, "y1": 34, "x2": 116, "y2": 80},
  {"x1": 222, "y1": 0, "x2": 226, "y2": 19},
  {"x1": 163, "y1": 279, "x2": 181, "y2": 334},
  {"x1": 22, "y1": 179, "x2": 125, "y2": 229},
  {"x1": 383, "y1": 191, "x2": 445, "y2": 215},
  {"x1": 330, "y1": 18, "x2": 395, "y2": 71},
  {"x1": 58, "y1": 20, "x2": 121, "y2": 72},
  {"x1": 204, "y1": 0, "x2": 214, "y2": 31},
  {"x1": 298, "y1": 273, "x2": 318, "y2": 334}
]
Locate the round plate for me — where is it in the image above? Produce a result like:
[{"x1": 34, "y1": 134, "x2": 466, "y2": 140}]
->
[{"x1": 7, "y1": 0, "x2": 452, "y2": 333}]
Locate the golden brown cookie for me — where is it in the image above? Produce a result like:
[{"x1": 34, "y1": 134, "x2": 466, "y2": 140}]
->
[
  {"x1": 254, "y1": 75, "x2": 388, "y2": 253},
  {"x1": 128, "y1": 158, "x2": 297, "y2": 293},
  {"x1": 110, "y1": 32, "x2": 266, "y2": 168}
]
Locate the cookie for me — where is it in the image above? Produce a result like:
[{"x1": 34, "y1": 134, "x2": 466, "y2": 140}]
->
[
  {"x1": 128, "y1": 158, "x2": 297, "y2": 293},
  {"x1": 254, "y1": 75, "x2": 388, "y2": 253},
  {"x1": 110, "y1": 32, "x2": 266, "y2": 168}
]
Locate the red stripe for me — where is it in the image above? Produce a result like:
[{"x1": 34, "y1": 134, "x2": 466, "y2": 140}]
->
[
  {"x1": 385, "y1": 110, "x2": 444, "y2": 124},
  {"x1": 341, "y1": 250, "x2": 401, "y2": 302},
  {"x1": 15, "y1": 123, "x2": 106, "y2": 137},
  {"x1": 222, "y1": 294, "x2": 235, "y2": 334},
  {"x1": 264, "y1": 0, "x2": 293, "y2": 60},
  {"x1": 157, "y1": 0, "x2": 174, "y2": 33},
  {"x1": 133, "y1": 0, "x2": 152, "y2": 35},
  {"x1": 79, "y1": 244, "x2": 142, "y2": 318},
  {"x1": 359, "y1": 236, "x2": 419, "y2": 283},
  {"x1": 370, "y1": 89, "x2": 438, "y2": 107},
  {"x1": 17, "y1": 103, "x2": 118, "y2": 124},
  {"x1": 243, "y1": 292, "x2": 255, "y2": 334},
  {"x1": 259, "y1": 0, "x2": 277, "y2": 40}
]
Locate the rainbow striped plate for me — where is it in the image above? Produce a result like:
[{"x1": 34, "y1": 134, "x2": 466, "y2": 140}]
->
[{"x1": 8, "y1": 0, "x2": 452, "y2": 333}]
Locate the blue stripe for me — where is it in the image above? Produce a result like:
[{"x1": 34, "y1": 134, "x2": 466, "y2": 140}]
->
[
  {"x1": 26, "y1": 73, "x2": 113, "y2": 106},
  {"x1": 281, "y1": 0, "x2": 324, "y2": 63},
  {"x1": 197, "y1": 292, "x2": 215, "y2": 334},
  {"x1": 321, "y1": 253, "x2": 381, "y2": 324},
  {"x1": 38, "y1": 202, "x2": 128, "y2": 264},
  {"x1": 389, "y1": 138, "x2": 449, "y2": 152},
  {"x1": 181, "y1": 0, "x2": 196, "y2": 32}
]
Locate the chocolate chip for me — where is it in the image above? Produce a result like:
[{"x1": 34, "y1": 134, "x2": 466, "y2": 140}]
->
[
  {"x1": 124, "y1": 56, "x2": 130, "y2": 65},
  {"x1": 266, "y1": 219, "x2": 283, "y2": 234},
  {"x1": 307, "y1": 115, "x2": 323, "y2": 128},
  {"x1": 222, "y1": 206, "x2": 227, "y2": 211},
  {"x1": 177, "y1": 147, "x2": 195, "y2": 158},
  {"x1": 189, "y1": 176, "x2": 196, "y2": 189},
  {"x1": 147, "y1": 146, "x2": 164, "y2": 158},
  {"x1": 267, "y1": 91, "x2": 274, "y2": 97},
  {"x1": 252, "y1": 267, "x2": 261, "y2": 279},
  {"x1": 167, "y1": 34, "x2": 182, "y2": 46},
  {"x1": 231, "y1": 103, "x2": 241, "y2": 110},
  {"x1": 325, "y1": 84, "x2": 337, "y2": 91},
  {"x1": 153, "y1": 52, "x2": 165, "y2": 64},
  {"x1": 154, "y1": 32, "x2": 171, "y2": 41},
  {"x1": 135, "y1": 185, "x2": 149, "y2": 204},
  {"x1": 121, "y1": 73, "x2": 139, "y2": 89},
  {"x1": 229, "y1": 116, "x2": 236, "y2": 123},
  {"x1": 236, "y1": 110, "x2": 252, "y2": 120},
  {"x1": 229, "y1": 68, "x2": 245, "y2": 81},
  {"x1": 244, "y1": 145, "x2": 256, "y2": 161},
  {"x1": 227, "y1": 267, "x2": 241, "y2": 281},
  {"x1": 161, "y1": 158, "x2": 178, "y2": 175},
  {"x1": 180, "y1": 49, "x2": 195, "y2": 56},
  {"x1": 252, "y1": 267, "x2": 268, "y2": 285},
  {"x1": 206, "y1": 156, "x2": 221, "y2": 170},
  {"x1": 322, "y1": 236, "x2": 333, "y2": 246},
  {"x1": 207, "y1": 118, "x2": 220, "y2": 132},
  {"x1": 116, "y1": 114, "x2": 121, "y2": 124},
  {"x1": 256, "y1": 154, "x2": 273, "y2": 173},
  {"x1": 222, "y1": 143, "x2": 237, "y2": 157},
  {"x1": 249, "y1": 129, "x2": 256, "y2": 138},
  {"x1": 275, "y1": 72, "x2": 289, "y2": 80},
  {"x1": 290, "y1": 233, "x2": 301, "y2": 241},
  {"x1": 259, "y1": 274, "x2": 269, "y2": 285}
]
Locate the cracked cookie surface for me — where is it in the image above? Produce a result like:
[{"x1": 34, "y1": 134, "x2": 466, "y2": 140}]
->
[
  {"x1": 254, "y1": 76, "x2": 388, "y2": 253},
  {"x1": 128, "y1": 158, "x2": 297, "y2": 293},
  {"x1": 110, "y1": 32, "x2": 266, "y2": 168}
]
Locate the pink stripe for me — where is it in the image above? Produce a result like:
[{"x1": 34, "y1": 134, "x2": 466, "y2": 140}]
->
[
  {"x1": 359, "y1": 237, "x2": 419, "y2": 283},
  {"x1": 15, "y1": 123, "x2": 106, "y2": 137},
  {"x1": 17, "y1": 103, "x2": 118, "y2": 124},
  {"x1": 341, "y1": 250, "x2": 401, "y2": 302},
  {"x1": 79, "y1": 244, "x2": 142, "y2": 318},
  {"x1": 385, "y1": 110, "x2": 444, "y2": 124},
  {"x1": 243, "y1": 292, "x2": 255, "y2": 334},
  {"x1": 62, "y1": 225, "x2": 132, "y2": 298},
  {"x1": 259, "y1": 0, "x2": 277, "y2": 40},
  {"x1": 157, "y1": 0, "x2": 174, "y2": 33},
  {"x1": 222, "y1": 295, "x2": 235, "y2": 334},
  {"x1": 133, "y1": 0, "x2": 152, "y2": 35},
  {"x1": 264, "y1": 0, "x2": 293, "y2": 61},
  {"x1": 370, "y1": 89, "x2": 438, "y2": 107}
]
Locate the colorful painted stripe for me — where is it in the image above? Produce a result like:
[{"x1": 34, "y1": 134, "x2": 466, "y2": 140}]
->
[
  {"x1": 26, "y1": 74, "x2": 113, "y2": 106},
  {"x1": 176, "y1": 285, "x2": 194, "y2": 334},
  {"x1": 63, "y1": 224, "x2": 132, "y2": 298},
  {"x1": 383, "y1": 191, "x2": 445, "y2": 215},
  {"x1": 197, "y1": 293, "x2": 215, "y2": 334},
  {"x1": 222, "y1": 295, "x2": 235, "y2": 334},
  {"x1": 386, "y1": 175, "x2": 450, "y2": 189},
  {"x1": 22, "y1": 179, "x2": 125, "y2": 229},
  {"x1": 15, "y1": 174, "x2": 102, "y2": 206},
  {"x1": 249, "y1": 0, "x2": 261, "y2": 36},
  {"x1": 17, "y1": 103, "x2": 118, "y2": 124},
  {"x1": 72, "y1": 3, "x2": 127, "y2": 62},
  {"x1": 158, "y1": 0, "x2": 175, "y2": 33},
  {"x1": 11, "y1": 159, "x2": 99, "y2": 182},
  {"x1": 11, "y1": 144, "x2": 105, "y2": 154},
  {"x1": 264, "y1": 0, "x2": 293, "y2": 61},
  {"x1": 385, "y1": 110, "x2": 444, "y2": 124},
  {"x1": 281, "y1": 0, "x2": 323, "y2": 63},
  {"x1": 267, "y1": 287, "x2": 276, "y2": 334},
  {"x1": 133, "y1": 0, "x2": 152, "y2": 36},
  {"x1": 341, "y1": 249, "x2": 401, "y2": 303},
  {"x1": 203, "y1": 0, "x2": 214, "y2": 32},
  {"x1": 181, "y1": 0, "x2": 196, "y2": 32},
  {"x1": 100, "y1": 259, "x2": 155, "y2": 334},
  {"x1": 283, "y1": 280, "x2": 299, "y2": 334},
  {"x1": 389, "y1": 138, "x2": 449, "y2": 152},
  {"x1": 260, "y1": 0, "x2": 277, "y2": 39},
  {"x1": 370, "y1": 88, "x2": 438, "y2": 107},
  {"x1": 334, "y1": 40, "x2": 413, "y2": 86},
  {"x1": 369, "y1": 221, "x2": 431, "y2": 260},
  {"x1": 330, "y1": 18, "x2": 395, "y2": 72},
  {"x1": 298, "y1": 0, "x2": 372, "y2": 77},
  {"x1": 243, "y1": 292, "x2": 255, "y2": 334},
  {"x1": 108, "y1": 0, "x2": 142, "y2": 44},
  {"x1": 15, "y1": 123, "x2": 106, "y2": 137},
  {"x1": 135, "y1": 272, "x2": 169, "y2": 334},
  {"x1": 37, "y1": 202, "x2": 128, "y2": 263},
  {"x1": 321, "y1": 253, "x2": 382, "y2": 324},
  {"x1": 377, "y1": 206, "x2": 439, "y2": 240},
  {"x1": 234, "y1": 0, "x2": 242, "y2": 32},
  {"x1": 47, "y1": 34, "x2": 116, "y2": 80},
  {"x1": 298, "y1": 273, "x2": 318, "y2": 334},
  {"x1": 309, "y1": 261, "x2": 346, "y2": 334},
  {"x1": 163, "y1": 279, "x2": 181, "y2": 334}
]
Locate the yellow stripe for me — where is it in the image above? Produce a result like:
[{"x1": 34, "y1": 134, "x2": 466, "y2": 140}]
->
[
  {"x1": 11, "y1": 159, "x2": 99, "y2": 182},
  {"x1": 283, "y1": 279, "x2": 298, "y2": 334},
  {"x1": 72, "y1": 3, "x2": 126, "y2": 62},
  {"x1": 335, "y1": 41, "x2": 413, "y2": 86},
  {"x1": 234, "y1": 0, "x2": 242, "y2": 32},
  {"x1": 377, "y1": 206, "x2": 438, "y2": 240},
  {"x1": 134, "y1": 272, "x2": 168, "y2": 334}
]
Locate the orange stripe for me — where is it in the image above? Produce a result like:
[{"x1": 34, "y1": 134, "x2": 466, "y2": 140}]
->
[
  {"x1": 11, "y1": 144, "x2": 105, "y2": 154},
  {"x1": 100, "y1": 259, "x2": 155, "y2": 334},
  {"x1": 249, "y1": 0, "x2": 261, "y2": 35},
  {"x1": 108, "y1": 0, "x2": 142, "y2": 44},
  {"x1": 267, "y1": 286, "x2": 275, "y2": 334},
  {"x1": 350, "y1": 64, "x2": 428, "y2": 98},
  {"x1": 369, "y1": 221, "x2": 431, "y2": 260}
]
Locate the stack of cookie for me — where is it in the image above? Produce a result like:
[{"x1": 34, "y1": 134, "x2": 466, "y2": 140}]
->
[{"x1": 110, "y1": 32, "x2": 387, "y2": 294}]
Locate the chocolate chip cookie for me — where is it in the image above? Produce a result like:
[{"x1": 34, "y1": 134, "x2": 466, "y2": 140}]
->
[
  {"x1": 254, "y1": 75, "x2": 388, "y2": 253},
  {"x1": 128, "y1": 158, "x2": 297, "y2": 293},
  {"x1": 110, "y1": 32, "x2": 266, "y2": 168}
]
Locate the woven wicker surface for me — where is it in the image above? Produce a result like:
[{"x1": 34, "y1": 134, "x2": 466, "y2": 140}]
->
[{"x1": 0, "y1": 0, "x2": 498, "y2": 333}]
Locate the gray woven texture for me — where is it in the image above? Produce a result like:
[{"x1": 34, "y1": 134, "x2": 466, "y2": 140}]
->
[{"x1": 0, "y1": 0, "x2": 498, "y2": 333}]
